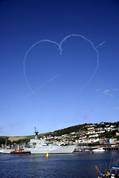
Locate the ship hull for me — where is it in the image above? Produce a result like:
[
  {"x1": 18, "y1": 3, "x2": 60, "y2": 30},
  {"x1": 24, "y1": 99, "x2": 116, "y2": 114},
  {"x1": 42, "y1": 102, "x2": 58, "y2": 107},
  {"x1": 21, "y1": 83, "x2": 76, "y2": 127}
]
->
[{"x1": 26, "y1": 145, "x2": 75, "y2": 154}]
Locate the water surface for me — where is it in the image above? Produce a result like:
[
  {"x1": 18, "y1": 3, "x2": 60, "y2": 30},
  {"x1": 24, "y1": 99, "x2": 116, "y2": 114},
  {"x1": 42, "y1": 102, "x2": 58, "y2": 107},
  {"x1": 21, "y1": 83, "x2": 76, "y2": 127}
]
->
[{"x1": 0, "y1": 151, "x2": 118, "y2": 178}]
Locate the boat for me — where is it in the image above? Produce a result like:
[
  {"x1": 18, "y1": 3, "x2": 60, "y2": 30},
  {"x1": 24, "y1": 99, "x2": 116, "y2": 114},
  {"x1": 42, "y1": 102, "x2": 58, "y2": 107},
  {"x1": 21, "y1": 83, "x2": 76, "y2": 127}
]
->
[
  {"x1": 110, "y1": 166, "x2": 119, "y2": 178},
  {"x1": 10, "y1": 148, "x2": 31, "y2": 155},
  {"x1": 0, "y1": 148, "x2": 13, "y2": 154},
  {"x1": 0, "y1": 141, "x2": 14, "y2": 154},
  {"x1": 96, "y1": 165, "x2": 119, "y2": 178},
  {"x1": 25, "y1": 129, "x2": 76, "y2": 154},
  {"x1": 93, "y1": 147, "x2": 105, "y2": 152}
]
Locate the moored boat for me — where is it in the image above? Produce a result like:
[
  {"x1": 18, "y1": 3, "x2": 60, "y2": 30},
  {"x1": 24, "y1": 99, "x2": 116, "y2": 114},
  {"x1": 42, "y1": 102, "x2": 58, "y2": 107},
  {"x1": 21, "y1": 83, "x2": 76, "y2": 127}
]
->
[
  {"x1": 10, "y1": 148, "x2": 31, "y2": 155},
  {"x1": 0, "y1": 148, "x2": 13, "y2": 154},
  {"x1": 93, "y1": 147, "x2": 105, "y2": 152}
]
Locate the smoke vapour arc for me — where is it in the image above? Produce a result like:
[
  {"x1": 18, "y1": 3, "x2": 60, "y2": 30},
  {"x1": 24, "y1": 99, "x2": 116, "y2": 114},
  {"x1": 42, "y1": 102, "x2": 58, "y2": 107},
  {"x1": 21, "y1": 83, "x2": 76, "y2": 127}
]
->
[
  {"x1": 59, "y1": 34, "x2": 99, "y2": 90},
  {"x1": 23, "y1": 34, "x2": 100, "y2": 94},
  {"x1": 23, "y1": 40, "x2": 60, "y2": 93},
  {"x1": 47, "y1": 74, "x2": 61, "y2": 83},
  {"x1": 96, "y1": 41, "x2": 106, "y2": 48}
]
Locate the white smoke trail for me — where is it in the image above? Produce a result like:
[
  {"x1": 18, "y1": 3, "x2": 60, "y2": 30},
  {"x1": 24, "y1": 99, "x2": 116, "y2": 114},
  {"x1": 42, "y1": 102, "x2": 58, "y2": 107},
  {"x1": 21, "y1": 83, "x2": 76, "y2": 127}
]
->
[
  {"x1": 23, "y1": 34, "x2": 100, "y2": 94},
  {"x1": 59, "y1": 34, "x2": 99, "y2": 90},
  {"x1": 47, "y1": 74, "x2": 61, "y2": 83},
  {"x1": 96, "y1": 41, "x2": 106, "y2": 48},
  {"x1": 23, "y1": 40, "x2": 59, "y2": 94}
]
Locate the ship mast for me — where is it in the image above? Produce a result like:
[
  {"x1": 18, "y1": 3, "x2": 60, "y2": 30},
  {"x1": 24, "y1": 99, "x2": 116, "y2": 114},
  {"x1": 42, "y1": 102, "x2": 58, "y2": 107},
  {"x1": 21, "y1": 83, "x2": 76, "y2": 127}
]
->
[{"x1": 34, "y1": 127, "x2": 39, "y2": 139}]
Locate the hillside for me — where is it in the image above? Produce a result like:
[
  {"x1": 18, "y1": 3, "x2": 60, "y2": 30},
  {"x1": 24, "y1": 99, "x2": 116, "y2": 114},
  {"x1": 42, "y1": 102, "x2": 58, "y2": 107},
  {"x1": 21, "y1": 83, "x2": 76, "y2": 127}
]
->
[{"x1": 0, "y1": 121, "x2": 119, "y2": 144}]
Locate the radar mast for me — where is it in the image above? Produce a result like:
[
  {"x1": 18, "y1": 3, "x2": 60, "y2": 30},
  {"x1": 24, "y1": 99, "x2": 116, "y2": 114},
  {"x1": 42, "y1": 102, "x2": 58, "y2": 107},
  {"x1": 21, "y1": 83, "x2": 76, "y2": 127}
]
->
[{"x1": 34, "y1": 127, "x2": 39, "y2": 139}]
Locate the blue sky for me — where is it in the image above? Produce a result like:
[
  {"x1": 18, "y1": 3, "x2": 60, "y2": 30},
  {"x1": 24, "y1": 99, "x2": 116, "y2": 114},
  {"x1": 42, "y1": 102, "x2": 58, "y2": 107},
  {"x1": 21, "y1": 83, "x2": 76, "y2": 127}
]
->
[{"x1": 0, "y1": 0, "x2": 119, "y2": 135}]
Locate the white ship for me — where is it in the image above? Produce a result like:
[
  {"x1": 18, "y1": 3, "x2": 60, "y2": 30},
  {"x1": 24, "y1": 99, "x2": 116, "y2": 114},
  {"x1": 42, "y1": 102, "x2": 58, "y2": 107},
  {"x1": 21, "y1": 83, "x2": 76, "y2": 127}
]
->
[{"x1": 25, "y1": 130, "x2": 76, "y2": 154}]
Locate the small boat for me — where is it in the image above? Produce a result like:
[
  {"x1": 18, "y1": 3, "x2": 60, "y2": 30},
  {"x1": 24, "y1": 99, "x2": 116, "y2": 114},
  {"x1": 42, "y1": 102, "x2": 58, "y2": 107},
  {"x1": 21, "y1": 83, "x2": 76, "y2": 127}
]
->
[
  {"x1": 110, "y1": 166, "x2": 119, "y2": 178},
  {"x1": 95, "y1": 165, "x2": 119, "y2": 178},
  {"x1": 0, "y1": 148, "x2": 13, "y2": 154},
  {"x1": 93, "y1": 147, "x2": 105, "y2": 152},
  {"x1": 10, "y1": 148, "x2": 31, "y2": 155}
]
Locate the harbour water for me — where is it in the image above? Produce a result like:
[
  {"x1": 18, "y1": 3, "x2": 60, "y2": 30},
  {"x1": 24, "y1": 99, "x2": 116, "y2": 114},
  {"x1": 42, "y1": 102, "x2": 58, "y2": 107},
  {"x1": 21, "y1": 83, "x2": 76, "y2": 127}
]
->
[{"x1": 0, "y1": 151, "x2": 118, "y2": 178}]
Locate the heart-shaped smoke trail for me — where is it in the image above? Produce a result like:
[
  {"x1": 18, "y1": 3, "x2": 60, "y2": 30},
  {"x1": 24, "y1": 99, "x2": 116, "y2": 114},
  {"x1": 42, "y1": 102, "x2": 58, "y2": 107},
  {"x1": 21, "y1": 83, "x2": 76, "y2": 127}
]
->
[{"x1": 23, "y1": 34, "x2": 100, "y2": 95}]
